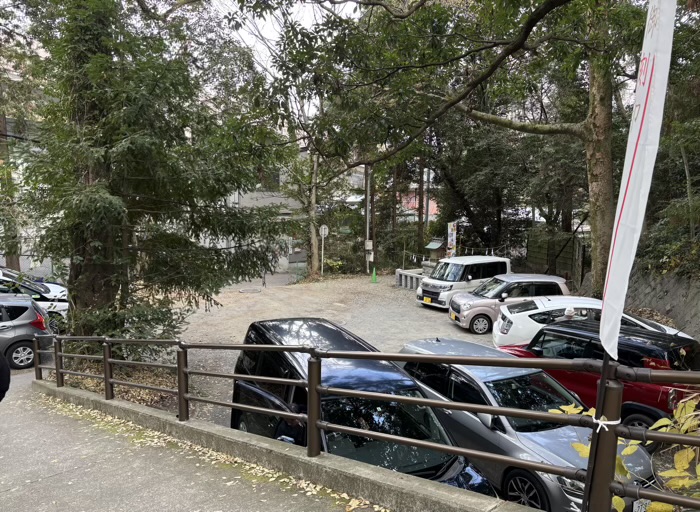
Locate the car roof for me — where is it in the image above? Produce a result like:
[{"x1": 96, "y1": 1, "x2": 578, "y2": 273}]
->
[
  {"x1": 505, "y1": 297, "x2": 603, "y2": 315},
  {"x1": 541, "y1": 320, "x2": 696, "y2": 351},
  {"x1": 437, "y1": 256, "x2": 510, "y2": 265},
  {"x1": 401, "y1": 338, "x2": 539, "y2": 383},
  {"x1": 492, "y1": 273, "x2": 566, "y2": 284},
  {"x1": 0, "y1": 293, "x2": 36, "y2": 305},
  {"x1": 250, "y1": 318, "x2": 417, "y2": 392}
]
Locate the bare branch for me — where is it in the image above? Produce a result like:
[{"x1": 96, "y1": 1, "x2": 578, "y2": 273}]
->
[
  {"x1": 319, "y1": 0, "x2": 428, "y2": 19},
  {"x1": 135, "y1": 0, "x2": 201, "y2": 21},
  {"x1": 458, "y1": 105, "x2": 585, "y2": 138},
  {"x1": 337, "y1": 0, "x2": 574, "y2": 170}
]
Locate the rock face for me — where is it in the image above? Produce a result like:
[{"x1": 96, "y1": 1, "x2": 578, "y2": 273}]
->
[{"x1": 578, "y1": 269, "x2": 700, "y2": 339}]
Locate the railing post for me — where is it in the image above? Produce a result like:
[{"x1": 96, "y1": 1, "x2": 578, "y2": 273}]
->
[
  {"x1": 54, "y1": 338, "x2": 64, "y2": 388},
  {"x1": 586, "y1": 378, "x2": 623, "y2": 512},
  {"x1": 307, "y1": 355, "x2": 322, "y2": 457},
  {"x1": 177, "y1": 346, "x2": 189, "y2": 421},
  {"x1": 33, "y1": 337, "x2": 42, "y2": 380},
  {"x1": 103, "y1": 342, "x2": 114, "y2": 400}
]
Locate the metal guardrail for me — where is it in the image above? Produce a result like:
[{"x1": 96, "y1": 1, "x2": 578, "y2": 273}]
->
[{"x1": 32, "y1": 335, "x2": 700, "y2": 512}]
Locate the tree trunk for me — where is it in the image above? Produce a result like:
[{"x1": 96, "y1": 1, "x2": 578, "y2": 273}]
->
[
  {"x1": 584, "y1": 43, "x2": 615, "y2": 298},
  {"x1": 417, "y1": 158, "x2": 425, "y2": 247},
  {"x1": 308, "y1": 154, "x2": 320, "y2": 275},
  {"x1": 0, "y1": 112, "x2": 21, "y2": 271},
  {"x1": 560, "y1": 184, "x2": 573, "y2": 233},
  {"x1": 681, "y1": 145, "x2": 695, "y2": 239},
  {"x1": 391, "y1": 165, "x2": 398, "y2": 233}
]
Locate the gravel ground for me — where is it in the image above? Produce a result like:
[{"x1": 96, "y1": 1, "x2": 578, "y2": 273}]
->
[{"x1": 181, "y1": 273, "x2": 487, "y2": 426}]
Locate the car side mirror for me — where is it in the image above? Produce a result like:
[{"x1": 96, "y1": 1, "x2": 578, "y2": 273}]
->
[
  {"x1": 531, "y1": 346, "x2": 543, "y2": 357},
  {"x1": 477, "y1": 413, "x2": 494, "y2": 430},
  {"x1": 466, "y1": 275, "x2": 472, "y2": 281},
  {"x1": 498, "y1": 292, "x2": 508, "y2": 302}
]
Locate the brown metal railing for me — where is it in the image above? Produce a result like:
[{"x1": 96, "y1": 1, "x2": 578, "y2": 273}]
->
[{"x1": 32, "y1": 334, "x2": 700, "y2": 512}]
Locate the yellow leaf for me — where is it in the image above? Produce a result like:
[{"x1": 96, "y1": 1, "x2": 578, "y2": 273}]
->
[
  {"x1": 681, "y1": 416, "x2": 699, "y2": 434},
  {"x1": 621, "y1": 445, "x2": 639, "y2": 456},
  {"x1": 583, "y1": 408, "x2": 596, "y2": 417},
  {"x1": 612, "y1": 496, "x2": 625, "y2": 512},
  {"x1": 675, "y1": 399, "x2": 698, "y2": 421},
  {"x1": 560, "y1": 403, "x2": 584, "y2": 415},
  {"x1": 572, "y1": 442, "x2": 590, "y2": 458},
  {"x1": 649, "y1": 417, "x2": 673, "y2": 430},
  {"x1": 548, "y1": 409, "x2": 563, "y2": 414},
  {"x1": 674, "y1": 447, "x2": 695, "y2": 471},
  {"x1": 659, "y1": 468, "x2": 691, "y2": 478},
  {"x1": 647, "y1": 503, "x2": 675, "y2": 512},
  {"x1": 666, "y1": 477, "x2": 695, "y2": 490},
  {"x1": 615, "y1": 456, "x2": 630, "y2": 479}
]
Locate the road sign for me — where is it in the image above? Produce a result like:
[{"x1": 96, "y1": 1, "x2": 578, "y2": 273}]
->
[{"x1": 319, "y1": 225, "x2": 329, "y2": 238}]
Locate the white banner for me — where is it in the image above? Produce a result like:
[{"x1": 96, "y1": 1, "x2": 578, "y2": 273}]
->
[
  {"x1": 600, "y1": 0, "x2": 677, "y2": 359},
  {"x1": 447, "y1": 222, "x2": 457, "y2": 258}
]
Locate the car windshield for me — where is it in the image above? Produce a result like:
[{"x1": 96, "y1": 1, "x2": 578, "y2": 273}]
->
[
  {"x1": 323, "y1": 390, "x2": 454, "y2": 476},
  {"x1": 473, "y1": 278, "x2": 506, "y2": 298},
  {"x1": 485, "y1": 372, "x2": 581, "y2": 432},
  {"x1": 430, "y1": 262, "x2": 464, "y2": 282}
]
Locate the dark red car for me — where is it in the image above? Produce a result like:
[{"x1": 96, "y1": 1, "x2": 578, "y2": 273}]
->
[{"x1": 499, "y1": 320, "x2": 700, "y2": 432}]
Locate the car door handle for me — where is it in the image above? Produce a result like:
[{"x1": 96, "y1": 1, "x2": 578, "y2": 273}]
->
[
  {"x1": 442, "y1": 408, "x2": 453, "y2": 415},
  {"x1": 0, "y1": 325, "x2": 10, "y2": 330}
]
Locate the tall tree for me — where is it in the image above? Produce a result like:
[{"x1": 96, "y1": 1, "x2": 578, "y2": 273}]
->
[{"x1": 19, "y1": 0, "x2": 292, "y2": 335}]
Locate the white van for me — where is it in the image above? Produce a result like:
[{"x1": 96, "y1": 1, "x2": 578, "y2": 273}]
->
[{"x1": 416, "y1": 255, "x2": 511, "y2": 309}]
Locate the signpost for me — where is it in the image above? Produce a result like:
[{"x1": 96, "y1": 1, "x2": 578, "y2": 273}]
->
[{"x1": 319, "y1": 224, "x2": 328, "y2": 276}]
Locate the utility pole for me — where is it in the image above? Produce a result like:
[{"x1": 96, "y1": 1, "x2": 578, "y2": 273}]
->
[{"x1": 365, "y1": 164, "x2": 373, "y2": 274}]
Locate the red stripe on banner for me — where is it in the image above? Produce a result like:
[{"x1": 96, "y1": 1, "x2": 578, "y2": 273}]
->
[{"x1": 603, "y1": 57, "x2": 657, "y2": 300}]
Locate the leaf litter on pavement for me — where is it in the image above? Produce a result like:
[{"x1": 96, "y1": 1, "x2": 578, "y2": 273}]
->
[{"x1": 34, "y1": 395, "x2": 390, "y2": 512}]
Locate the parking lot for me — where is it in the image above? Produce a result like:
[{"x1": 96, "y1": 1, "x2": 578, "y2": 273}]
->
[{"x1": 182, "y1": 273, "x2": 487, "y2": 426}]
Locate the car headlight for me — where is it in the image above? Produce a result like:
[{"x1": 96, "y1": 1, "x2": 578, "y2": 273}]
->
[
  {"x1": 437, "y1": 284, "x2": 453, "y2": 291},
  {"x1": 557, "y1": 476, "x2": 585, "y2": 498},
  {"x1": 463, "y1": 303, "x2": 472, "y2": 309}
]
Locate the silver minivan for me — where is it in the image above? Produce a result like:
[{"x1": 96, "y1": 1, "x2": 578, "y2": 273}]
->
[{"x1": 417, "y1": 256, "x2": 511, "y2": 309}]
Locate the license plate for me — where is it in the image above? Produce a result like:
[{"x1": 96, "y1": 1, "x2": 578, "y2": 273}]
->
[
  {"x1": 450, "y1": 313, "x2": 456, "y2": 321},
  {"x1": 423, "y1": 297, "x2": 432, "y2": 304},
  {"x1": 633, "y1": 499, "x2": 650, "y2": 512}
]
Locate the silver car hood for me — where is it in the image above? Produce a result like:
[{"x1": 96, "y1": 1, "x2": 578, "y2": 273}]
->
[
  {"x1": 451, "y1": 293, "x2": 491, "y2": 307},
  {"x1": 516, "y1": 426, "x2": 653, "y2": 479},
  {"x1": 43, "y1": 283, "x2": 68, "y2": 299}
]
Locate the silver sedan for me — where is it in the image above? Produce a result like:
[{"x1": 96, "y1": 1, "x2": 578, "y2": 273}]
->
[{"x1": 397, "y1": 338, "x2": 654, "y2": 512}]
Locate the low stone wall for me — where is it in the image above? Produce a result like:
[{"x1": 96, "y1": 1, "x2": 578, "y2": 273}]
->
[
  {"x1": 579, "y1": 269, "x2": 700, "y2": 339},
  {"x1": 625, "y1": 270, "x2": 700, "y2": 339}
]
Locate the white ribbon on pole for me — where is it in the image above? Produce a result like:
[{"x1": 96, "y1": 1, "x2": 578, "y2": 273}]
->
[{"x1": 599, "y1": 0, "x2": 677, "y2": 359}]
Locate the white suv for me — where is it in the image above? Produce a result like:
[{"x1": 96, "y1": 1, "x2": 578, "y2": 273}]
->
[{"x1": 493, "y1": 296, "x2": 691, "y2": 346}]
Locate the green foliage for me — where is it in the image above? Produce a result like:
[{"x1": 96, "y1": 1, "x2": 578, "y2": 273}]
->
[{"x1": 12, "y1": 0, "x2": 295, "y2": 337}]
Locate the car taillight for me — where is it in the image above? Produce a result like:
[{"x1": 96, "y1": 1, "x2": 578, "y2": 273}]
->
[
  {"x1": 643, "y1": 357, "x2": 670, "y2": 369},
  {"x1": 30, "y1": 313, "x2": 47, "y2": 331},
  {"x1": 500, "y1": 319, "x2": 512, "y2": 335}
]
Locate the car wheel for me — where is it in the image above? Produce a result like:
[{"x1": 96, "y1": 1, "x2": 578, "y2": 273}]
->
[
  {"x1": 7, "y1": 341, "x2": 35, "y2": 370},
  {"x1": 623, "y1": 413, "x2": 659, "y2": 453},
  {"x1": 470, "y1": 315, "x2": 492, "y2": 335},
  {"x1": 503, "y1": 470, "x2": 550, "y2": 511}
]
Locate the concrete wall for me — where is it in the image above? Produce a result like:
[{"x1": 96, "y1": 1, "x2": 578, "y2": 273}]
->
[
  {"x1": 579, "y1": 268, "x2": 700, "y2": 339},
  {"x1": 625, "y1": 269, "x2": 700, "y2": 339}
]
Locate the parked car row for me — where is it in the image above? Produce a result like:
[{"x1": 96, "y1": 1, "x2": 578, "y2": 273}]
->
[
  {"x1": 0, "y1": 267, "x2": 69, "y2": 369},
  {"x1": 228, "y1": 317, "x2": 671, "y2": 511}
]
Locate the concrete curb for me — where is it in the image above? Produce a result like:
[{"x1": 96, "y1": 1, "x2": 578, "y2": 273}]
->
[{"x1": 32, "y1": 380, "x2": 529, "y2": 512}]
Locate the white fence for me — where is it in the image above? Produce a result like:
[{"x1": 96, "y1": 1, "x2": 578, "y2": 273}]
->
[{"x1": 395, "y1": 268, "x2": 423, "y2": 290}]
